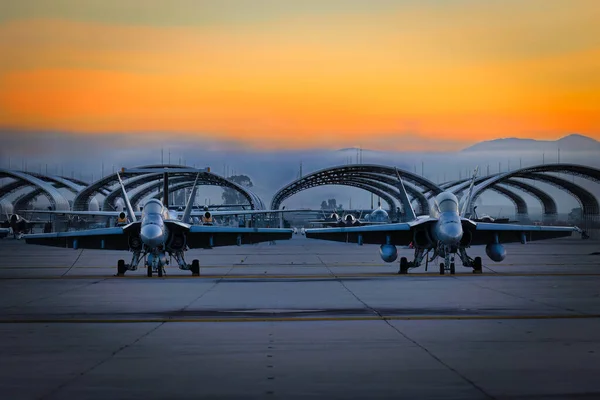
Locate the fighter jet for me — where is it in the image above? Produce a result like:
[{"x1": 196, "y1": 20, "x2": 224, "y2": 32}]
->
[
  {"x1": 311, "y1": 206, "x2": 390, "y2": 227},
  {"x1": 1, "y1": 213, "x2": 47, "y2": 239},
  {"x1": 305, "y1": 168, "x2": 585, "y2": 275},
  {"x1": 24, "y1": 170, "x2": 293, "y2": 277}
]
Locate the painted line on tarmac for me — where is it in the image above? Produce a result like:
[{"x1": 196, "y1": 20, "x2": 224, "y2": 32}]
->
[
  {"x1": 2, "y1": 263, "x2": 595, "y2": 270},
  {"x1": 2, "y1": 272, "x2": 600, "y2": 280},
  {"x1": 1, "y1": 314, "x2": 599, "y2": 324}
]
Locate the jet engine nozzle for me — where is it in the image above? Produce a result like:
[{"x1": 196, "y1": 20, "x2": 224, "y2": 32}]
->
[
  {"x1": 140, "y1": 224, "x2": 164, "y2": 248},
  {"x1": 485, "y1": 243, "x2": 506, "y2": 262},
  {"x1": 379, "y1": 244, "x2": 398, "y2": 263}
]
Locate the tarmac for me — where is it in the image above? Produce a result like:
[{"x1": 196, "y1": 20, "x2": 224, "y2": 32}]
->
[{"x1": 1, "y1": 234, "x2": 600, "y2": 399}]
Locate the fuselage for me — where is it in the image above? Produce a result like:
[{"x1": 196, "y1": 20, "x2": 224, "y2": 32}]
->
[
  {"x1": 139, "y1": 199, "x2": 172, "y2": 250},
  {"x1": 431, "y1": 192, "x2": 463, "y2": 247}
]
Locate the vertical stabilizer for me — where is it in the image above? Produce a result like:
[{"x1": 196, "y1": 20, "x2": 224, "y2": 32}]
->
[
  {"x1": 116, "y1": 172, "x2": 137, "y2": 223},
  {"x1": 460, "y1": 166, "x2": 479, "y2": 217},
  {"x1": 163, "y1": 171, "x2": 169, "y2": 208},
  {"x1": 395, "y1": 168, "x2": 417, "y2": 221},
  {"x1": 181, "y1": 173, "x2": 200, "y2": 224}
]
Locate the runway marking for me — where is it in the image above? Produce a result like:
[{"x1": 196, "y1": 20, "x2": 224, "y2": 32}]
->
[
  {"x1": 2, "y1": 272, "x2": 600, "y2": 280},
  {"x1": 1, "y1": 314, "x2": 599, "y2": 324},
  {"x1": 1, "y1": 263, "x2": 597, "y2": 269}
]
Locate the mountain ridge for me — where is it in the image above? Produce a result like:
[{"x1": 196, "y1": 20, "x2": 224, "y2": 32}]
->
[{"x1": 462, "y1": 134, "x2": 600, "y2": 152}]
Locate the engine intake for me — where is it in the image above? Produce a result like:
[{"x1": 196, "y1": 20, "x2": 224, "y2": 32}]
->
[
  {"x1": 128, "y1": 234, "x2": 142, "y2": 250},
  {"x1": 380, "y1": 244, "x2": 398, "y2": 263},
  {"x1": 460, "y1": 229, "x2": 473, "y2": 247},
  {"x1": 168, "y1": 232, "x2": 187, "y2": 251},
  {"x1": 486, "y1": 243, "x2": 506, "y2": 262},
  {"x1": 413, "y1": 228, "x2": 433, "y2": 248}
]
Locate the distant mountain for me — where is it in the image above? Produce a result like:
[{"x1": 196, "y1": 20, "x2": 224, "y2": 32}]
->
[{"x1": 462, "y1": 134, "x2": 600, "y2": 152}]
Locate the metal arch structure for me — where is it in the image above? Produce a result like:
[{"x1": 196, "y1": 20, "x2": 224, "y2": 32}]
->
[
  {"x1": 61, "y1": 176, "x2": 90, "y2": 187},
  {"x1": 73, "y1": 164, "x2": 190, "y2": 211},
  {"x1": 271, "y1": 164, "x2": 442, "y2": 214},
  {"x1": 0, "y1": 169, "x2": 70, "y2": 211},
  {"x1": 95, "y1": 166, "x2": 264, "y2": 211},
  {"x1": 149, "y1": 180, "x2": 246, "y2": 208},
  {"x1": 525, "y1": 173, "x2": 600, "y2": 216},
  {"x1": 0, "y1": 179, "x2": 29, "y2": 199},
  {"x1": 486, "y1": 185, "x2": 529, "y2": 221},
  {"x1": 139, "y1": 175, "x2": 265, "y2": 210},
  {"x1": 270, "y1": 172, "x2": 428, "y2": 221},
  {"x1": 73, "y1": 164, "x2": 263, "y2": 211},
  {"x1": 470, "y1": 163, "x2": 600, "y2": 200},
  {"x1": 24, "y1": 172, "x2": 86, "y2": 194},
  {"x1": 350, "y1": 172, "x2": 431, "y2": 216},
  {"x1": 0, "y1": 198, "x2": 14, "y2": 215},
  {"x1": 273, "y1": 176, "x2": 399, "y2": 217},
  {"x1": 499, "y1": 179, "x2": 558, "y2": 220},
  {"x1": 102, "y1": 172, "x2": 165, "y2": 211},
  {"x1": 129, "y1": 175, "x2": 258, "y2": 210}
]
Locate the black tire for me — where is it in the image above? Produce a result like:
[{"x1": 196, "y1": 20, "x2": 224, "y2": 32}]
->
[
  {"x1": 117, "y1": 259, "x2": 126, "y2": 276},
  {"x1": 398, "y1": 257, "x2": 409, "y2": 274},
  {"x1": 439, "y1": 262, "x2": 445, "y2": 275},
  {"x1": 450, "y1": 262, "x2": 455, "y2": 275},
  {"x1": 473, "y1": 256, "x2": 482, "y2": 273},
  {"x1": 190, "y1": 259, "x2": 200, "y2": 276},
  {"x1": 147, "y1": 264, "x2": 152, "y2": 277}
]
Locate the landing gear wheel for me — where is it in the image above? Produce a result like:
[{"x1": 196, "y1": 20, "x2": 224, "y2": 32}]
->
[
  {"x1": 450, "y1": 262, "x2": 455, "y2": 275},
  {"x1": 147, "y1": 264, "x2": 152, "y2": 277},
  {"x1": 157, "y1": 266, "x2": 163, "y2": 277},
  {"x1": 398, "y1": 257, "x2": 409, "y2": 274},
  {"x1": 439, "y1": 262, "x2": 445, "y2": 275},
  {"x1": 473, "y1": 257, "x2": 483, "y2": 274},
  {"x1": 117, "y1": 259, "x2": 126, "y2": 276},
  {"x1": 190, "y1": 259, "x2": 200, "y2": 276}
]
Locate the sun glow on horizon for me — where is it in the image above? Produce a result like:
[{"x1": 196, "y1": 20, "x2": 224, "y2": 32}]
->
[{"x1": 1, "y1": 1, "x2": 599, "y2": 150}]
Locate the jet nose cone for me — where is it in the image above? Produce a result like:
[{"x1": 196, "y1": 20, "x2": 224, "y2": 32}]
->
[
  {"x1": 440, "y1": 223, "x2": 463, "y2": 244},
  {"x1": 141, "y1": 224, "x2": 163, "y2": 248}
]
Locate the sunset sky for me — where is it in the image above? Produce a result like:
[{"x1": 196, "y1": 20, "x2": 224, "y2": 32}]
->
[{"x1": 1, "y1": 0, "x2": 599, "y2": 151}]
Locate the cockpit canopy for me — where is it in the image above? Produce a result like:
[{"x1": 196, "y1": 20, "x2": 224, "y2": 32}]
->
[
  {"x1": 143, "y1": 199, "x2": 164, "y2": 215},
  {"x1": 369, "y1": 208, "x2": 389, "y2": 223},
  {"x1": 435, "y1": 192, "x2": 459, "y2": 214}
]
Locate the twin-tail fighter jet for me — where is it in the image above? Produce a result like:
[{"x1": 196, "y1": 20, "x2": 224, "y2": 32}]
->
[
  {"x1": 1, "y1": 213, "x2": 47, "y2": 239},
  {"x1": 310, "y1": 206, "x2": 390, "y2": 227},
  {"x1": 306, "y1": 167, "x2": 585, "y2": 275},
  {"x1": 24, "y1": 169, "x2": 293, "y2": 277}
]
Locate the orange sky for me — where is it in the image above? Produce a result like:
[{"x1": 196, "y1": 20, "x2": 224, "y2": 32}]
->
[{"x1": 1, "y1": 0, "x2": 599, "y2": 150}]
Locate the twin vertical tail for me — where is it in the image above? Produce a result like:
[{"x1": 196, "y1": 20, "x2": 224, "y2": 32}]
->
[
  {"x1": 116, "y1": 172, "x2": 137, "y2": 223},
  {"x1": 395, "y1": 168, "x2": 417, "y2": 221},
  {"x1": 162, "y1": 171, "x2": 169, "y2": 208},
  {"x1": 181, "y1": 173, "x2": 200, "y2": 224},
  {"x1": 460, "y1": 166, "x2": 479, "y2": 218}
]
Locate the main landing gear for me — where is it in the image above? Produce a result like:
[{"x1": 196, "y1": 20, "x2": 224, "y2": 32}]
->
[
  {"x1": 458, "y1": 248, "x2": 483, "y2": 274},
  {"x1": 115, "y1": 250, "x2": 201, "y2": 277},
  {"x1": 398, "y1": 248, "x2": 427, "y2": 274},
  {"x1": 398, "y1": 245, "x2": 484, "y2": 275}
]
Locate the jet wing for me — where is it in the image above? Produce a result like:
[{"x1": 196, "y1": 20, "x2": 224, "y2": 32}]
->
[
  {"x1": 468, "y1": 222, "x2": 577, "y2": 246},
  {"x1": 23, "y1": 224, "x2": 139, "y2": 250},
  {"x1": 188, "y1": 209, "x2": 309, "y2": 217},
  {"x1": 185, "y1": 226, "x2": 294, "y2": 249},
  {"x1": 305, "y1": 221, "x2": 428, "y2": 245},
  {"x1": 23, "y1": 210, "x2": 140, "y2": 218}
]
